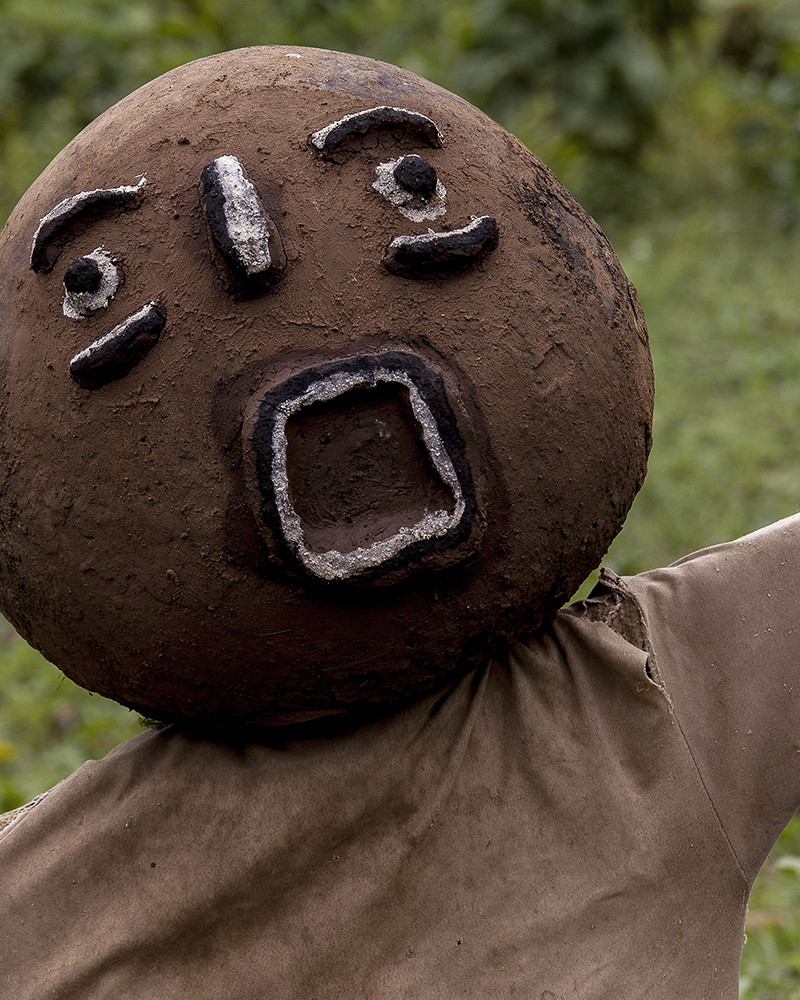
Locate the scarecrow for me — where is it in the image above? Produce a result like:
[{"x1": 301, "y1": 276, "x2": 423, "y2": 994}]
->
[{"x1": 0, "y1": 46, "x2": 795, "y2": 1000}]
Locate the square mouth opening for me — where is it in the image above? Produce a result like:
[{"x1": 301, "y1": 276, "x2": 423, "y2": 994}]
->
[
  {"x1": 285, "y1": 381, "x2": 457, "y2": 556},
  {"x1": 252, "y1": 354, "x2": 476, "y2": 584}
]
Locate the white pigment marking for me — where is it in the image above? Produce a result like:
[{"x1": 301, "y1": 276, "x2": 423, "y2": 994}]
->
[
  {"x1": 372, "y1": 158, "x2": 447, "y2": 222},
  {"x1": 31, "y1": 177, "x2": 146, "y2": 267},
  {"x1": 62, "y1": 247, "x2": 120, "y2": 319},
  {"x1": 211, "y1": 155, "x2": 273, "y2": 275},
  {"x1": 309, "y1": 107, "x2": 444, "y2": 150},
  {"x1": 388, "y1": 215, "x2": 491, "y2": 249}
]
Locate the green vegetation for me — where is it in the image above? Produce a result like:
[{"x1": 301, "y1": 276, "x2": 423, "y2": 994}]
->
[
  {"x1": 741, "y1": 818, "x2": 800, "y2": 998},
  {"x1": 0, "y1": 1, "x2": 799, "y2": 994},
  {"x1": 0, "y1": 624, "x2": 140, "y2": 810}
]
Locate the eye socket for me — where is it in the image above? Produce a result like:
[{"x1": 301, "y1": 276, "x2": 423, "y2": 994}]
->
[
  {"x1": 372, "y1": 155, "x2": 447, "y2": 223},
  {"x1": 62, "y1": 247, "x2": 121, "y2": 319}
]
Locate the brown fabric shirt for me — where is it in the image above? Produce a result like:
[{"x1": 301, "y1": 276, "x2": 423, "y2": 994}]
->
[{"x1": 2, "y1": 515, "x2": 800, "y2": 999}]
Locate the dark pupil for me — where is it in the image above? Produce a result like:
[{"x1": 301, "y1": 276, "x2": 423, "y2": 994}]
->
[
  {"x1": 64, "y1": 257, "x2": 103, "y2": 294},
  {"x1": 392, "y1": 155, "x2": 438, "y2": 199}
]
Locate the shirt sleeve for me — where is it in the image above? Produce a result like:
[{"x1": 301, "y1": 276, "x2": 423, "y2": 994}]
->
[{"x1": 612, "y1": 514, "x2": 800, "y2": 884}]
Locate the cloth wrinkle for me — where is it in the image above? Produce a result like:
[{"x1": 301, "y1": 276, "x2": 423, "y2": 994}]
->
[
  {"x1": 572, "y1": 569, "x2": 748, "y2": 884},
  {"x1": 659, "y1": 696, "x2": 749, "y2": 888},
  {"x1": 6, "y1": 520, "x2": 800, "y2": 997},
  {"x1": 614, "y1": 573, "x2": 750, "y2": 889},
  {"x1": 570, "y1": 570, "x2": 665, "y2": 697}
]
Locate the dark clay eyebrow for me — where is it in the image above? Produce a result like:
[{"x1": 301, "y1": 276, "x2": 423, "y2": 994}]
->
[
  {"x1": 30, "y1": 177, "x2": 146, "y2": 273},
  {"x1": 382, "y1": 216, "x2": 499, "y2": 277},
  {"x1": 69, "y1": 301, "x2": 166, "y2": 389},
  {"x1": 308, "y1": 107, "x2": 443, "y2": 159}
]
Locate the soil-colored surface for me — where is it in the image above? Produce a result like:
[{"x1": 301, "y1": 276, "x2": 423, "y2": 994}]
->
[{"x1": 0, "y1": 46, "x2": 653, "y2": 726}]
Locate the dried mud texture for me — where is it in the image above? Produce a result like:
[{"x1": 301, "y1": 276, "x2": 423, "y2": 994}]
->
[{"x1": 0, "y1": 46, "x2": 653, "y2": 726}]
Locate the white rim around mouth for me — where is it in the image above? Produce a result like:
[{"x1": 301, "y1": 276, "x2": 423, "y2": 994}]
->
[{"x1": 270, "y1": 366, "x2": 467, "y2": 582}]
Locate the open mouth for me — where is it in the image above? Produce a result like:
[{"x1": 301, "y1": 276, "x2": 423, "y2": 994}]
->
[{"x1": 245, "y1": 352, "x2": 478, "y2": 584}]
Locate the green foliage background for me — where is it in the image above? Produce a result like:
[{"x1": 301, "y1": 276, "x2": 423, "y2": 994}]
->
[{"x1": 1, "y1": 0, "x2": 800, "y2": 993}]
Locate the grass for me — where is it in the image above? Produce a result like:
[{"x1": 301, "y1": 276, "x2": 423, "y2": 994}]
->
[
  {"x1": 601, "y1": 200, "x2": 800, "y2": 577},
  {"x1": 742, "y1": 816, "x2": 800, "y2": 997}
]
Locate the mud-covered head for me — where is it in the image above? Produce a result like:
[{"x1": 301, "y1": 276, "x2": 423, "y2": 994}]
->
[{"x1": 0, "y1": 46, "x2": 653, "y2": 727}]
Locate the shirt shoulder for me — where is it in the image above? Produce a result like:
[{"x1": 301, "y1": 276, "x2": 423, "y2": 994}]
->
[{"x1": 596, "y1": 515, "x2": 800, "y2": 882}]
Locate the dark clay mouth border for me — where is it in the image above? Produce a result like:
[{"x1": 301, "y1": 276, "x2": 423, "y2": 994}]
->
[{"x1": 249, "y1": 351, "x2": 478, "y2": 585}]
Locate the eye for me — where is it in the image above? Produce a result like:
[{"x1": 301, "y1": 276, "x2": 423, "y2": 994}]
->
[
  {"x1": 392, "y1": 155, "x2": 438, "y2": 199},
  {"x1": 372, "y1": 154, "x2": 447, "y2": 223},
  {"x1": 62, "y1": 248, "x2": 121, "y2": 319}
]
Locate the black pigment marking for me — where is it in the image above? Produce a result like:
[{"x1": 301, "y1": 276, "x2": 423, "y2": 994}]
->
[
  {"x1": 64, "y1": 257, "x2": 103, "y2": 294},
  {"x1": 392, "y1": 155, "x2": 438, "y2": 199},
  {"x1": 511, "y1": 176, "x2": 593, "y2": 285},
  {"x1": 200, "y1": 158, "x2": 285, "y2": 291},
  {"x1": 201, "y1": 160, "x2": 244, "y2": 280},
  {"x1": 507, "y1": 170, "x2": 633, "y2": 326},
  {"x1": 69, "y1": 304, "x2": 166, "y2": 389},
  {"x1": 310, "y1": 108, "x2": 442, "y2": 159},
  {"x1": 31, "y1": 184, "x2": 145, "y2": 273},
  {"x1": 249, "y1": 352, "x2": 477, "y2": 586},
  {"x1": 382, "y1": 217, "x2": 499, "y2": 278}
]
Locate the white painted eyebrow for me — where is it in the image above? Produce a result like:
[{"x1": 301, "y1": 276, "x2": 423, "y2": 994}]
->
[
  {"x1": 309, "y1": 107, "x2": 443, "y2": 157},
  {"x1": 30, "y1": 177, "x2": 146, "y2": 272}
]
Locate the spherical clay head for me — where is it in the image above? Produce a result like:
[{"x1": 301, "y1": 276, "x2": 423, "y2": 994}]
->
[{"x1": 0, "y1": 46, "x2": 653, "y2": 727}]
